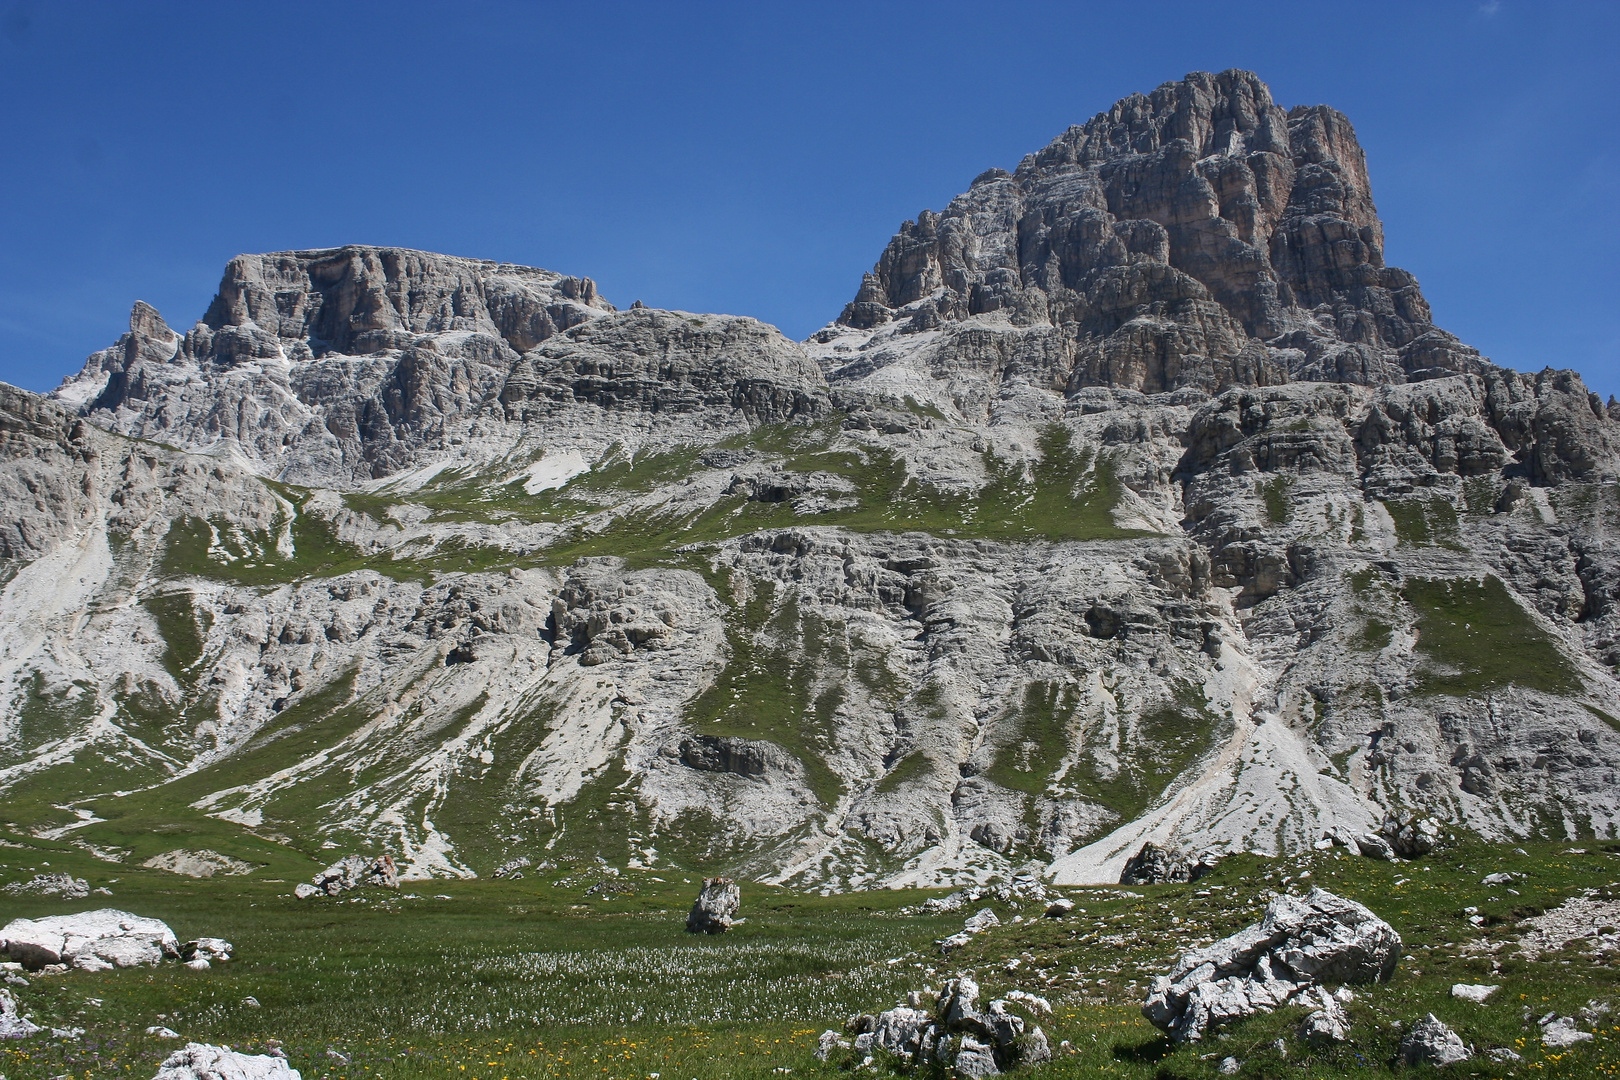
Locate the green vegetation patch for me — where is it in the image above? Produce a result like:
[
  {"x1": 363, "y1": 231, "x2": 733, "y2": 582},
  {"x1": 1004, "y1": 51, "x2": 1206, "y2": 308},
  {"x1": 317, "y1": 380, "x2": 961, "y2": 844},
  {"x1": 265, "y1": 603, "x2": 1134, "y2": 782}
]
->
[
  {"x1": 1258, "y1": 475, "x2": 1291, "y2": 526},
  {"x1": 684, "y1": 583, "x2": 844, "y2": 807},
  {"x1": 983, "y1": 680, "x2": 1081, "y2": 795},
  {"x1": 1403, "y1": 575, "x2": 1581, "y2": 696},
  {"x1": 1383, "y1": 495, "x2": 1462, "y2": 548},
  {"x1": 1068, "y1": 687, "x2": 1224, "y2": 824}
]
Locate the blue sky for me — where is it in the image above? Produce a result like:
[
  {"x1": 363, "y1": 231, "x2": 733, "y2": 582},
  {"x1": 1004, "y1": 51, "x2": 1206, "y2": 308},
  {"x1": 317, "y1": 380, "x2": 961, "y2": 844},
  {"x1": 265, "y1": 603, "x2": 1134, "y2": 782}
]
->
[{"x1": 1, "y1": 1, "x2": 1616, "y2": 397}]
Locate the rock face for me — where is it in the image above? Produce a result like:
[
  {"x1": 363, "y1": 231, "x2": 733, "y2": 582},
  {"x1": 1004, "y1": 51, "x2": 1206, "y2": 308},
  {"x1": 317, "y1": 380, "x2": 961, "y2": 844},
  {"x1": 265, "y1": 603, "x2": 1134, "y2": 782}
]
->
[
  {"x1": 2, "y1": 69, "x2": 1619, "y2": 889},
  {"x1": 1143, "y1": 888, "x2": 1399, "y2": 1041},
  {"x1": 51, "y1": 249, "x2": 825, "y2": 487},
  {"x1": 686, "y1": 878, "x2": 741, "y2": 934},
  {"x1": 153, "y1": 1043, "x2": 302, "y2": 1080},
  {"x1": 0, "y1": 909, "x2": 180, "y2": 971},
  {"x1": 830, "y1": 69, "x2": 1477, "y2": 395}
]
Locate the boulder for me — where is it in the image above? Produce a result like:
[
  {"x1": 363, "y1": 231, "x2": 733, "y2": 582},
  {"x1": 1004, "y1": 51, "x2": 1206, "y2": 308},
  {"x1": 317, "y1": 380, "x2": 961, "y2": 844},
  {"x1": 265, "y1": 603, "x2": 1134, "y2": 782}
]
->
[
  {"x1": 152, "y1": 1042, "x2": 302, "y2": 1080},
  {"x1": 1, "y1": 909, "x2": 179, "y2": 971},
  {"x1": 1143, "y1": 888, "x2": 1400, "y2": 1041},
  {"x1": 1119, "y1": 842, "x2": 1217, "y2": 885},
  {"x1": 2, "y1": 874, "x2": 89, "y2": 899},
  {"x1": 1399, "y1": 1014, "x2": 1470, "y2": 1066},
  {"x1": 1541, "y1": 1016, "x2": 1594, "y2": 1048},
  {"x1": 309, "y1": 855, "x2": 397, "y2": 896},
  {"x1": 0, "y1": 987, "x2": 40, "y2": 1039},
  {"x1": 1380, "y1": 812, "x2": 1444, "y2": 858},
  {"x1": 962, "y1": 908, "x2": 1000, "y2": 933},
  {"x1": 1352, "y1": 833, "x2": 1394, "y2": 860},
  {"x1": 182, "y1": 938, "x2": 233, "y2": 963},
  {"x1": 685, "y1": 877, "x2": 740, "y2": 934}
]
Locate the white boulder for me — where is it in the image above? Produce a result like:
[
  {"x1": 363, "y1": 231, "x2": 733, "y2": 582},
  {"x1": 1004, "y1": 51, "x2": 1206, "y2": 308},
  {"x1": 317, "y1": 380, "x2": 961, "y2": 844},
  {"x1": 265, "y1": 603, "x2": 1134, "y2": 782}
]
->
[
  {"x1": 152, "y1": 1043, "x2": 301, "y2": 1080},
  {"x1": 1, "y1": 910, "x2": 179, "y2": 971}
]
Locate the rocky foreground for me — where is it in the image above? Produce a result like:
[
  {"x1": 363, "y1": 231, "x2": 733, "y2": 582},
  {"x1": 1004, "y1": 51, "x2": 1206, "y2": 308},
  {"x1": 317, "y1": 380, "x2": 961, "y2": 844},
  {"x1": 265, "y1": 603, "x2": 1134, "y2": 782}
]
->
[{"x1": 0, "y1": 69, "x2": 1617, "y2": 892}]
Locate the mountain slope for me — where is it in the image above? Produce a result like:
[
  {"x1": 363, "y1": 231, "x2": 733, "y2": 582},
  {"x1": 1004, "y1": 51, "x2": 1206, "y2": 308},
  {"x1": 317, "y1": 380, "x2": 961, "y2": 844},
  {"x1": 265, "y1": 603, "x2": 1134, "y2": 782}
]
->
[{"x1": 4, "y1": 69, "x2": 1619, "y2": 886}]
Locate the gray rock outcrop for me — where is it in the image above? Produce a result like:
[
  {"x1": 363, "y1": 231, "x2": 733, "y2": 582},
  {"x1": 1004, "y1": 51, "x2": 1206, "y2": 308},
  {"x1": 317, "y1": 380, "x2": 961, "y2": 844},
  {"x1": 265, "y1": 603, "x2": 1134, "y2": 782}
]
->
[
  {"x1": 1143, "y1": 888, "x2": 1399, "y2": 1041},
  {"x1": 686, "y1": 878, "x2": 741, "y2": 934},
  {"x1": 832, "y1": 974, "x2": 1050, "y2": 1075},
  {"x1": 307, "y1": 855, "x2": 398, "y2": 897},
  {"x1": 2, "y1": 874, "x2": 89, "y2": 899}
]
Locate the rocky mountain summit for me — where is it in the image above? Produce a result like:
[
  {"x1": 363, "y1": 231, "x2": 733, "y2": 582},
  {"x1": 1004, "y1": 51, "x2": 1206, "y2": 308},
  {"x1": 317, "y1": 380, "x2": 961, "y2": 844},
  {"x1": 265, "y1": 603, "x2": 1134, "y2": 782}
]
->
[{"x1": 3, "y1": 70, "x2": 1619, "y2": 889}]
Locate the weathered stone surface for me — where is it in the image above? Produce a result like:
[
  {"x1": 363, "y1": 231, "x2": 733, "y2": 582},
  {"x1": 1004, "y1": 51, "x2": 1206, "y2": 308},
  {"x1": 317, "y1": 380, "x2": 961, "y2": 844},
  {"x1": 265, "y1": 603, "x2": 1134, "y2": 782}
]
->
[
  {"x1": 2, "y1": 874, "x2": 89, "y2": 899},
  {"x1": 0, "y1": 910, "x2": 179, "y2": 971},
  {"x1": 1143, "y1": 888, "x2": 1399, "y2": 1041},
  {"x1": 685, "y1": 878, "x2": 740, "y2": 934},
  {"x1": 311, "y1": 855, "x2": 398, "y2": 896},
  {"x1": 1119, "y1": 842, "x2": 1217, "y2": 885},
  {"x1": 152, "y1": 1042, "x2": 302, "y2": 1080},
  {"x1": 1400, "y1": 1014, "x2": 1471, "y2": 1066},
  {"x1": 0, "y1": 987, "x2": 40, "y2": 1039}
]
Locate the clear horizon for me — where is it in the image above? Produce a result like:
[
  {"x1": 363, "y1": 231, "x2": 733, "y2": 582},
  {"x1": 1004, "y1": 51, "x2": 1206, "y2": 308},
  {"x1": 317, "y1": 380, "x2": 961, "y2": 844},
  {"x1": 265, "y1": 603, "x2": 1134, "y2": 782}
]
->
[{"x1": 1, "y1": 1, "x2": 1616, "y2": 397}]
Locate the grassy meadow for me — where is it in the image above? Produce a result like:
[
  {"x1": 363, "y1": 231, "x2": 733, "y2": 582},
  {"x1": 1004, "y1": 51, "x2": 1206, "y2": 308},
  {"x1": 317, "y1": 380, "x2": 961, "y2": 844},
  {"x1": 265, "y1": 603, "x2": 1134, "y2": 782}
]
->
[{"x1": 1, "y1": 834, "x2": 1618, "y2": 1079}]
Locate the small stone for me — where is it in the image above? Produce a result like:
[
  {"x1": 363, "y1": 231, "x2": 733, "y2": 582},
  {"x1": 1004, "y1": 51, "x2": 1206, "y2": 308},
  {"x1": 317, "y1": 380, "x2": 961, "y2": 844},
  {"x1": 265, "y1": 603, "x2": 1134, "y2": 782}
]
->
[
  {"x1": 954, "y1": 1034, "x2": 999, "y2": 1078},
  {"x1": 1451, "y1": 983, "x2": 1498, "y2": 1004},
  {"x1": 1217, "y1": 1056, "x2": 1241, "y2": 1075},
  {"x1": 1044, "y1": 898, "x2": 1075, "y2": 918},
  {"x1": 1399, "y1": 1014, "x2": 1470, "y2": 1066}
]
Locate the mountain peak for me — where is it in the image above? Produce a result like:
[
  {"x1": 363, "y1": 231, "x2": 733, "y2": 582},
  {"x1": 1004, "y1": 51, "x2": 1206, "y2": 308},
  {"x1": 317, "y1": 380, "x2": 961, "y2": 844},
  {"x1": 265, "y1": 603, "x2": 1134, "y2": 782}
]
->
[{"x1": 834, "y1": 70, "x2": 1478, "y2": 393}]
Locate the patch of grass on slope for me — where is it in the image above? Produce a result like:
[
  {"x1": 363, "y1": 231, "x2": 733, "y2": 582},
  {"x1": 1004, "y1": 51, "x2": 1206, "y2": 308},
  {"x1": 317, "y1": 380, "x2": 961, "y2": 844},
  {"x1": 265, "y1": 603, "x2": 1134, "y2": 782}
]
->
[
  {"x1": 1068, "y1": 686, "x2": 1224, "y2": 824},
  {"x1": 983, "y1": 680, "x2": 1081, "y2": 795},
  {"x1": 1404, "y1": 575, "x2": 1580, "y2": 696},
  {"x1": 73, "y1": 671, "x2": 374, "y2": 872},
  {"x1": 684, "y1": 581, "x2": 844, "y2": 808},
  {"x1": 1383, "y1": 495, "x2": 1462, "y2": 548}
]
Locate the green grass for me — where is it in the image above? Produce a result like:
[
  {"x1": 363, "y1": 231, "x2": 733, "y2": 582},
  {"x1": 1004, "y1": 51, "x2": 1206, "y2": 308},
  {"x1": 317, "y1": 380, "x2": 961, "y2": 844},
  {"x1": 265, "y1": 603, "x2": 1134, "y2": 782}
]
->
[
  {"x1": 1066, "y1": 688, "x2": 1224, "y2": 828},
  {"x1": 1384, "y1": 496, "x2": 1462, "y2": 548},
  {"x1": 1, "y1": 837, "x2": 1616, "y2": 1079},
  {"x1": 1404, "y1": 575, "x2": 1582, "y2": 696},
  {"x1": 983, "y1": 681, "x2": 1080, "y2": 796},
  {"x1": 684, "y1": 584, "x2": 845, "y2": 808},
  {"x1": 1258, "y1": 475, "x2": 1290, "y2": 526}
]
